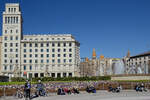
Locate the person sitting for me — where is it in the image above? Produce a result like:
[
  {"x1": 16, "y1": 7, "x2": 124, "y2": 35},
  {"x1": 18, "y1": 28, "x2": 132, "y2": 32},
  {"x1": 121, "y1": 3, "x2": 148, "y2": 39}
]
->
[
  {"x1": 57, "y1": 87, "x2": 65, "y2": 95},
  {"x1": 86, "y1": 85, "x2": 96, "y2": 93},
  {"x1": 108, "y1": 84, "x2": 113, "y2": 92},
  {"x1": 72, "y1": 87, "x2": 80, "y2": 94}
]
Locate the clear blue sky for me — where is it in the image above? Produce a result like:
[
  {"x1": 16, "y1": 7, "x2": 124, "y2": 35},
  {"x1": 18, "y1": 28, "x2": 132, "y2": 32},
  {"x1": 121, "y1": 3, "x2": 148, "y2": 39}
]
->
[{"x1": 0, "y1": 0, "x2": 150, "y2": 59}]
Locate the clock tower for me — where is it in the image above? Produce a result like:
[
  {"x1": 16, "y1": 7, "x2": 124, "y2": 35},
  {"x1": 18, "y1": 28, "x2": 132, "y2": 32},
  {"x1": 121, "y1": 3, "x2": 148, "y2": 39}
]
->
[{"x1": 2, "y1": 3, "x2": 22, "y2": 77}]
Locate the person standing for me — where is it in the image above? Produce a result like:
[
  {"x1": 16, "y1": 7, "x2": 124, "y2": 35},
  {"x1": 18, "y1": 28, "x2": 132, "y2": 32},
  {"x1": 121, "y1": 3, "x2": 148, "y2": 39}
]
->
[{"x1": 24, "y1": 80, "x2": 31, "y2": 100}]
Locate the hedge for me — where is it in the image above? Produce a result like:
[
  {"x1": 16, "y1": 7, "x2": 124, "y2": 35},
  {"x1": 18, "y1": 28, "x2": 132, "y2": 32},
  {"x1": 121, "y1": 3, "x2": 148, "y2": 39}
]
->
[{"x1": 10, "y1": 76, "x2": 111, "y2": 82}]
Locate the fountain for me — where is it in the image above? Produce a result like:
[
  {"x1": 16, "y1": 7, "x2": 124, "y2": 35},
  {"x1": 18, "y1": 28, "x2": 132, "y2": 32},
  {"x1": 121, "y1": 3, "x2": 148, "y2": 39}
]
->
[{"x1": 114, "y1": 60, "x2": 125, "y2": 75}]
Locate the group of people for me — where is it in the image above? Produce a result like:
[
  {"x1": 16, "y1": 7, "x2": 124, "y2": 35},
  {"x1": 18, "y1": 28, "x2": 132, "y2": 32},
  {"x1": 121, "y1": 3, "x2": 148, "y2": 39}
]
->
[
  {"x1": 24, "y1": 80, "x2": 46, "y2": 99},
  {"x1": 108, "y1": 84, "x2": 122, "y2": 93},
  {"x1": 86, "y1": 85, "x2": 96, "y2": 93},
  {"x1": 57, "y1": 87, "x2": 80, "y2": 95},
  {"x1": 135, "y1": 83, "x2": 147, "y2": 92}
]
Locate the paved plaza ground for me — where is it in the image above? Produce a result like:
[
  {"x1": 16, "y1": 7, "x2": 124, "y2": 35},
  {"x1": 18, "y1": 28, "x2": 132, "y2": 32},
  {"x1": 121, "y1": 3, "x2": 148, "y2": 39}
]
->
[{"x1": 0, "y1": 90, "x2": 150, "y2": 100}]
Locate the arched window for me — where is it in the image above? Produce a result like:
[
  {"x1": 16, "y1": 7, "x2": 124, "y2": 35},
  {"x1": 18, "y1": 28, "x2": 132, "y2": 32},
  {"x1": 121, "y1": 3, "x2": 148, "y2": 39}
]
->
[
  {"x1": 13, "y1": 17, "x2": 15, "y2": 23},
  {"x1": 5, "y1": 17, "x2": 7, "y2": 24},
  {"x1": 8, "y1": 17, "x2": 10, "y2": 23},
  {"x1": 16, "y1": 17, "x2": 18, "y2": 23}
]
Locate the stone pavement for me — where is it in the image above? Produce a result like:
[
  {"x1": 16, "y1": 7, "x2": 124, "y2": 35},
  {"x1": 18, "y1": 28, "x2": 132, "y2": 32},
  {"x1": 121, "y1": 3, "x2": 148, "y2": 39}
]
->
[{"x1": 1, "y1": 90, "x2": 150, "y2": 100}]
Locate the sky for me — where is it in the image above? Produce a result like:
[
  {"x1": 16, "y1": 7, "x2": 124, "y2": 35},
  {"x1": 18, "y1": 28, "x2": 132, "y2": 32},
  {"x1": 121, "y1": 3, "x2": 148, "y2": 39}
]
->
[{"x1": 0, "y1": 0, "x2": 150, "y2": 59}]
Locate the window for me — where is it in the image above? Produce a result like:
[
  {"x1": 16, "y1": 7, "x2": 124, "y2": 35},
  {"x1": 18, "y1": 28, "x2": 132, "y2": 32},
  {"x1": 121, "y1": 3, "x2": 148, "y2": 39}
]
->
[
  {"x1": 24, "y1": 49, "x2": 26, "y2": 52},
  {"x1": 16, "y1": 60, "x2": 18, "y2": 63},
  {"x1": 4, "y1": 66, "x2": 7, "y2": 70},
  {"x1": 24, "y1": 65, "x2": 26, "y2": 70},
  {"x1": 35, "y1": 49, "x2": 38, "y2": 52},
  {"x1": 64, "y1": 43, "x2": 66, "y2": 47},
  {"x1": 46, "y1": 43, "x2": 49, "y2": 47},
  {"x1": 47, "y1": 60, "x2": 49, "y2": 63},
  {"x1": 69, "y1": 43, "x2": 72, "y2": 47},
  {"x1": 35, "y1": 54, "x2": 38, "y2": 57},
  {"x1": 41, "y1": 54, "x2": 44, "y2": 57},
  {"x1": 30, "y1": 65, "x2": 32, "y2": 70},
  {"x1": 4, "y1": 54, "x2": 7, "y2": 57},
  {"x1": 10, "y1": 59, "x2": 12, "y2": 63},
  {"x1": 16, "y1": 36, "x2": 18, "y2": 40},
  {"x1": 4, "y1": 36, "x2": 7, "y2": 40},
  {"x1": 10, "y1": 43, "x2": 13, "y2": 47},
  {"x1": 10, "y1": 30, "x2": 13, "y2": 33},
  {"x1": 52, "y1": 59, "x2": 55, "y2": 63},
  {"x1": 30, "y1": 66, "x2": 32, "y2": 70},
  {"x1": 47, "y1": 49, "x2": 49, "y2": 52},
  {"x1": 8, "y1": 8, "x2": 11, "y2": 12},
  {"x1": 58, "y1": 49, "x2": 61, "y2": 52},
  {"x1": 47, "y1": 54, "x2": 49, "y2": 57},
  {"x1": 4, "y1": 60, "x2": 7, "y2": 63},
  {"x1": 29, "y1": 49, "x2": 32, "y2": 52},
  {"x1": 24, "y1": 60, "x2": 26, "y2": 63},
  {"x1": 69, "y1": 49, "x2": 72, "y2": 52},
  {"x1": 8, "y1": 17, "x2": 10, "y2": 23},
  {"x1": 29, "y1": 60, "x2": 32, "y2": 63},
  {"x1": 52, "y1": 49, "x2": 55, "y2": 52},
  {"x1": 4, "y1": 49, "x2": 7, "y2": 52},
  {"x1": 24, "y1": 43, "x2": 26, "y2": 47},
  {"x1": 52, "y1": 38, "x2": 54, "y2": 40},
  {"x1": 35, "y1": 60, "x2": 38, "y2": 63},
  {"x1": 16, "y1": 30, "x2": 18, "y2": 33},
  {"x1": 24, "y1": 54, "x2": 26, "y2": 58},
  {"x1": 41, "y1": 49, "x2": 43, "y2": 52},
  {"x1": 52, "y1": 43, "x2": 55, "y2": 47},
  {"x1": 10, "y1": 36, "x2": 13, "y2": 40},
  {"x1": 4, "y1": 43, "x2": 7, "y2": 47},
  {"x1": 52, "y1": 54, "x2": 55, "y2": 57},
  {"x1": 41, "y1": 60, "x2": 44, "y2": 63},
  {"x1": 5, "y1": 30, "x2": 7, "y2": 33},
  {"x1": 69, "y1": 59, "x2": 72, "y2": 63},
  {"x1": 58, "y1": 54, "x2": 61, "y2": 57},
  {"x1": 41, "y1": 43, "x2": 43, "y2": 47},
  {"x1": 64, "y1": 59, "x2": 66, "y2": 63},
  {"x1": 16, "y1": 17, "x2": 18, "y2": 23},
  {"x1": 63, "y1": 49, "x2": 66, "y2": 52},
  {"x1": 64, "y1": 54, "x2": 66, "y2": 57},
  {"x1": 69, "y1": 73, "x2": 72, "y2": 77},
  {"x1": 16, "y1": 54, "x2": 18, "y2": 57},
  {"x1": 10, "y1": 49, "x2": 13, "y2": 52},
  {"x1": 35, "y1": 43, "x2": 38, "y2": 47},
  {"x1": 16, "y1": 43, "x2": 18, "y2": 47},
  {"x1": 69, "y1": 54, "x2": 72, "y2": 57},
  {"x1": 29, "y1": 54, "x2": 32, "y2": 57},
  {"x1": 58, "y1": 43, "x2": 60, "y2": 47},
  {"x1": 5, "y1": 17, "x2": 7, "y2": 24},
  {"x1": 58, "y1": 59, "x2": 61, "y2": 63},
  {"x1": 10, "y1": 65, "x2": 13, "y2": 70},
  {"x1": 29, "y1": 43, "x2": 32, "y2": 47}
]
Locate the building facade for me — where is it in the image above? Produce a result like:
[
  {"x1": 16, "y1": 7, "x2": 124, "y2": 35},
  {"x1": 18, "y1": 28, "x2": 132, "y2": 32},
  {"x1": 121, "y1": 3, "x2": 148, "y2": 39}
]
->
[
  {"x1": 124, "y1": 51, "x2": 150, "y2": 74},
  {"x1": 80, "y1": 48, "x2": 120, "y2": 77},
  {"x1": 1, "y1": 3, "x2": 80, "y2": 78}
]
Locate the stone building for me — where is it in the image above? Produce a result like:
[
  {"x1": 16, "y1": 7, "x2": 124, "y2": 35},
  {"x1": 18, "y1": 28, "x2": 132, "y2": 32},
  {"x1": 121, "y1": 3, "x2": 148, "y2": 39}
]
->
[
  {"x1": 80, "y1": 48, "x2": 120, "y2": 77},
  {"x1": 1, "y1": 3, "x2": 80, "y2": 78},
  {"x1": 124, "y1": 50, "x2": 150, "y2": 74}
]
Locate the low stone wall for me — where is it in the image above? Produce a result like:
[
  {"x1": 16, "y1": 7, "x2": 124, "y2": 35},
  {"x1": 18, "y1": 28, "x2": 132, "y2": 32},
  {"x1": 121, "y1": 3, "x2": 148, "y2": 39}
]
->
[{"x1": 111, "y1": 75, "x2": 150, "y2": 80}]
